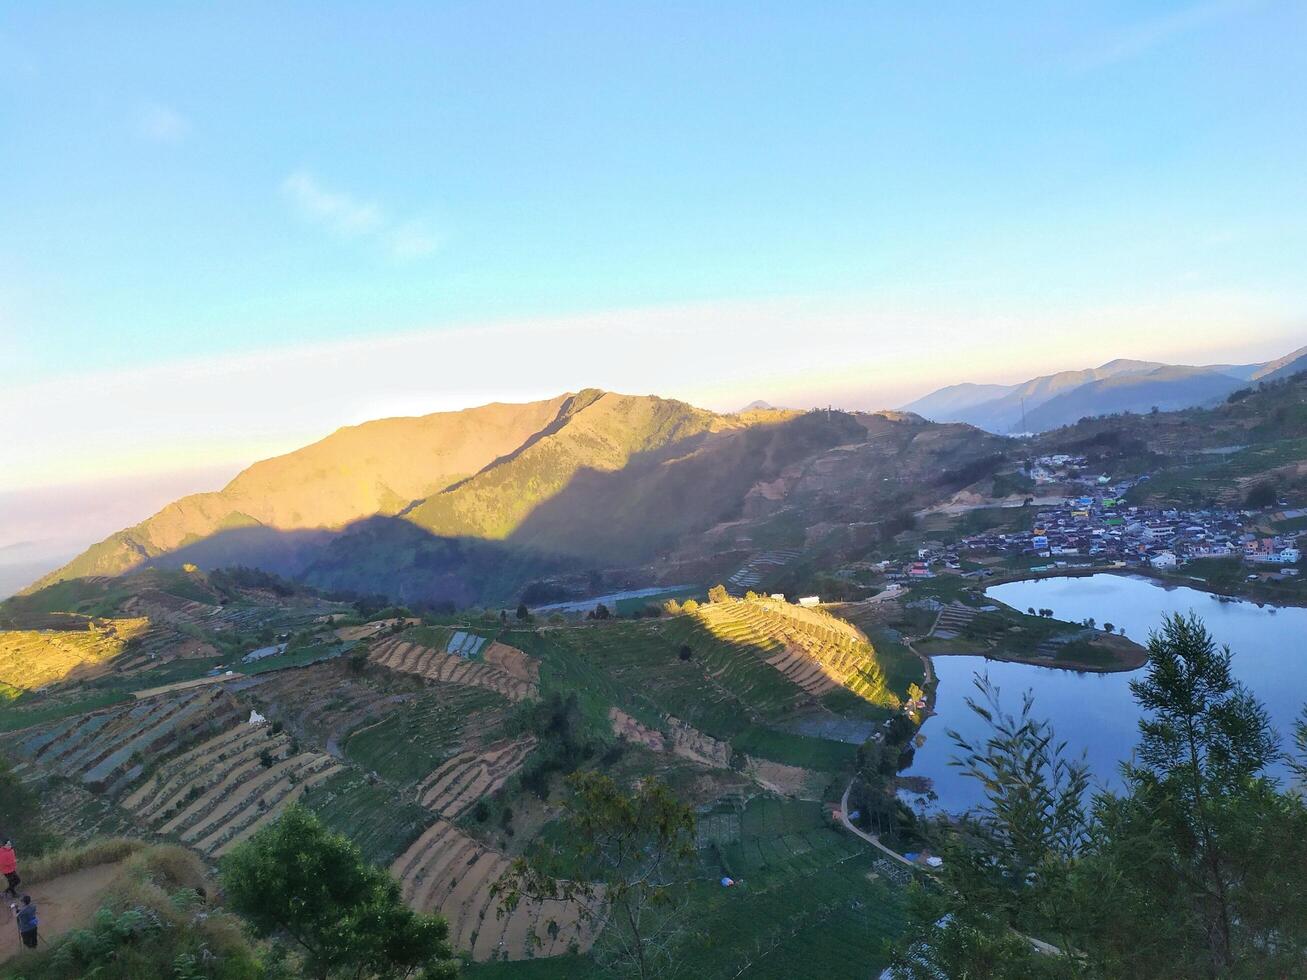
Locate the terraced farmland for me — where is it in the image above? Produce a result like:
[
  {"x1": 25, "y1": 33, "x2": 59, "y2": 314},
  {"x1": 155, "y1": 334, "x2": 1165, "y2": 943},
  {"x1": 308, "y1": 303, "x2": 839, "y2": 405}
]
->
[
  {"x1": 305, "y1": 769, "x2": 435, "y2": 865},
  {"x1": 416, "y1": 736, "x2": 537, "y2": 819},
  {"x1": 371, "y1": 635, "x2": 538, "y2": 701},
  {"x1": 241, "y1": 658, "x2": 422, "y2": 751},
  {"x1": 608, "y1": 708, "x2": 733, "y2": 769},
  {"x1": 519, "y1": 622, "x2": 861, "y2": 771},
  {"x1": 680, "y1": 796, "x2": 908, "y2": 978},
  {"x1": 394, "y1": 819, "x2": 603, "y2": 961},
  {"x1": 120, "y1": 720, "x2": 342, "y2": 857},
  {"x1": 0, "y1": 617, "x2": 150, "y2": 693},
  {"x1": 7, "y1": 688, "x2": 243, "y2": 793},
  {"x1": 343, "y1": 683, "x2": 511, "y2": 785},
  {"x1": 692, "y1": 598, "x2": 895, "y2": 706}
]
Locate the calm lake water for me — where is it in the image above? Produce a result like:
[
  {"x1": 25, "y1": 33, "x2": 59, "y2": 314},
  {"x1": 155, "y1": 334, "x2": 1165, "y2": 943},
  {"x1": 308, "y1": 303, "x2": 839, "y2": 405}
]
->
[{"x1": 907, "y1": 574, "x2": 1307, "y2": 813}]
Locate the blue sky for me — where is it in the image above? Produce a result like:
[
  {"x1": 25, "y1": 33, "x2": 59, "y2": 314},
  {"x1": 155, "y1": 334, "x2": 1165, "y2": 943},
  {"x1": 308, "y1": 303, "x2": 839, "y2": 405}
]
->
[{"x1": 2, "y1": 1, "x2": 1305, "y2": 503}]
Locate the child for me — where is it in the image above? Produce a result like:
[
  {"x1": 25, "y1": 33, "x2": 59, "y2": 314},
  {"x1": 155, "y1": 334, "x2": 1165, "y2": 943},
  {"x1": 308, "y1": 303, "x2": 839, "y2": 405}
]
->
[
  {"x1": 15, "y1": 895, "x2": 37, "y2": 949},
  {"x1": 0, "y1": 841, "x2": 18, "y2": 900}
]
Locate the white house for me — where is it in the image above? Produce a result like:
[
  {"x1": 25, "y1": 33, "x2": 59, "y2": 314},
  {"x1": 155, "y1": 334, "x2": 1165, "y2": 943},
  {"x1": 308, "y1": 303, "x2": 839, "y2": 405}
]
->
[
  {"x1": 797, "y1": 596, "x2": 821, "y2": 607},
  {"x1": 1150, "y1": 551, "x2": 1178, "y2": 569}
]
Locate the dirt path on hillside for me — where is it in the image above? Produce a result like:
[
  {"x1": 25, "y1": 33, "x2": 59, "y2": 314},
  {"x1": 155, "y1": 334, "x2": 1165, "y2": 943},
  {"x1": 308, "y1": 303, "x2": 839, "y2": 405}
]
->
[{"x1": 0, "y1": 861, "x2": 126, "y2": 962}]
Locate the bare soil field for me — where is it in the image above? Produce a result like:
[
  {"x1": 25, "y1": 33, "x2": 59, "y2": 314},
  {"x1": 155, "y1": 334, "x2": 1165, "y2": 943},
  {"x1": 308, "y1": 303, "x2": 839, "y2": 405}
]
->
[
  {"x1": 415, "y1": 736, "x2": 537, "y2": 819},
  {"x1": 481, "y1": 641, "x2": 540, "y2": 685},
  {"x1": 392, "y1": 819, "x2": 603, "y2": 961},
  {"x1": 370, "y1": 637, "x2": 537, "y2": 701},
  {"x1": 608, "y1": 708, "x2": 734, "y2": 769},
  {"x1": 334, "y1": 617, "x2": 421, "y2": 642},
  {"x1": 746, "y1": 758, "x2": 824, "y2": 799}
]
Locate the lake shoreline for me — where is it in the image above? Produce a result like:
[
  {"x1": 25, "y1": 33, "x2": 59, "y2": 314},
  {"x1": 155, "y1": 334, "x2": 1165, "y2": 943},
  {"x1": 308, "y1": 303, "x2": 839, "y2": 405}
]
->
[
  {"x1": 984, "y1": 564, "x2": 1307, "y2": 610},
  {"x1": 908, "y1": 574, "x2": 1306, "y2": 813}
]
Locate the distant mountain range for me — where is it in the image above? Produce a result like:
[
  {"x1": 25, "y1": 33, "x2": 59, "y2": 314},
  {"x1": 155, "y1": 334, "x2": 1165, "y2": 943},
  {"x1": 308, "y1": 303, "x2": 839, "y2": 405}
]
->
[{"x1": 901, "y1": 344, "x2": 1307, "y2": 433}]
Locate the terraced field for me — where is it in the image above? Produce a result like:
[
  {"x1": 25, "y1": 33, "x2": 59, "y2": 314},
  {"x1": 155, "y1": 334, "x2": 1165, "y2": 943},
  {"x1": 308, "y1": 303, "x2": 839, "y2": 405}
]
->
[
  {"x1": 120, "y1": 721, "x2": 342, "y2": 857},
  {"x1": 241, "y1": 659, "x2": 422, "y2": 752},
  {"x1": 371, "y1": 636, "x2": 538, "y2": 701},
  {"x1": 518, "y1": 622, "x2": 861, "y2": 772},
  {"x1": 0, "y1": 618, "x2": 151, "y2": 693},
  {"x1": 394, "y1": 819, "x2": 603, "y2": 961},
  {"x1": 7, "y1": 690, "x2": 342, "y2": 857},
  {"x1": 6, "y1": 688, "x2": 243, "y2": 793},
  {"x1": 680, "y1": 796, "x2": 908, "y2": 978},
  {"x1": 608, "y1": 708, "x2": 733, "y2": 768},
  {"x1": 343, "y1": 683, "x2": 511, "y2": 785},
  {"x1": 693, "y1": 598, "x2": 894, "y2": 706},
  {"x1": 118, "y1": 589, "x2": 217, "y2": 628},
  {"x1": 305, "y1": 769, "x2": 435, "y2": 866},
  {"x1": 416, "y1": 736, "x2": 537, "y2": 819}
]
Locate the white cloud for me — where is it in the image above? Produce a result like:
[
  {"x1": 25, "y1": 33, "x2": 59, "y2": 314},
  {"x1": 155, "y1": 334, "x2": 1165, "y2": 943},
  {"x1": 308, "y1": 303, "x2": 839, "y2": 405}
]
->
[
  {"x1": 281, "y1": 171, "x2": 383, "y2": 236},
  {"x1": 280, "y1": 171, "x2": 439, "y2": 259},
  {"x1": 387, "y1": 220, "x2": 441, "y2": 259},
  {"x1": 137, "y1": 102, "x2": 191, "y2": 143},
  {"x1": 1073, "y1": 0, "x2": 1259, "y2": 71}
]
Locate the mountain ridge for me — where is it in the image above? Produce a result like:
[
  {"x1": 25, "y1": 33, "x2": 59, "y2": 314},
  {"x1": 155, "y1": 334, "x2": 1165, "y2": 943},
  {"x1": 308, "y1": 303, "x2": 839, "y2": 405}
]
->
[
  {"x1": 902, "y1": 343, "x2": 1307, "y2": 432},
  {"x1": 29, "y1": 390, "x2": 1007, "y2": 605}
]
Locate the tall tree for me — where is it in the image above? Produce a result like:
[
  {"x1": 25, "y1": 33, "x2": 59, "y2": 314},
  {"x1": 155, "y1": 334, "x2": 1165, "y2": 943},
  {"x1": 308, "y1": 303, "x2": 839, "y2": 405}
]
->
[
  {"x1": 1081, "y1": 613, "x2": 1304, "y2": 979},
  {"x1": 495, "y1": 771, "x2": 696, "y2": 979},
  {"x1": 221, "y1": 806, "x2": 457, "y2": 980},
  {"x1": 890, "y1": 674, "x2": 1089, "y2": 978}
]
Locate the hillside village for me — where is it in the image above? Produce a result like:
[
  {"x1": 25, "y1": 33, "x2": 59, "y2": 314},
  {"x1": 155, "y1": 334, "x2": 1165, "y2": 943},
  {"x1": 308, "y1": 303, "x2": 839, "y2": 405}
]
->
[{"x1": 897, "y1": 451, "x2": 1303, "y2": 586}]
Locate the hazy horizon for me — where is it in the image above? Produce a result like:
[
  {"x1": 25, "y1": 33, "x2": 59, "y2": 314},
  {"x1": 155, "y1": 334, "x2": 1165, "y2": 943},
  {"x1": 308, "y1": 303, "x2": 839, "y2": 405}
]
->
[{"x1": 7, "y1": 1, "x2": 1307, "y2": 588}]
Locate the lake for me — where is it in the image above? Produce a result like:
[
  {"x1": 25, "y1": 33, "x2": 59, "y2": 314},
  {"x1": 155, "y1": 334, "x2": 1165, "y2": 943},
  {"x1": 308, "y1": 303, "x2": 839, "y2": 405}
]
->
[{"x1": 906, "y1": 573, "x2": 1307, "y2": 813}]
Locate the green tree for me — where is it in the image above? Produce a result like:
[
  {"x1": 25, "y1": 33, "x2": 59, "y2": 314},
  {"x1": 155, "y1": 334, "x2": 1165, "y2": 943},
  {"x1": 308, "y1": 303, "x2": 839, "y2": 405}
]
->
[
  {"x1": 515, "y1": 602, "x2": 530, "y2": 621},
  {"x1": 1244, "y1": 482, "x2": 1277, "y2": 509},
  {"x1": 891, "y1": 674, "x2": 1088, "y2": 978},
  {"x1": 221, "y1": 806, "x2": 456, "y2": 980},
  {"x1": 496, "y1": 772, "x2": 696, "y2": 979},
  {"x1": 1079, "y1": 613, "x2": 1304, "y2": 978}
]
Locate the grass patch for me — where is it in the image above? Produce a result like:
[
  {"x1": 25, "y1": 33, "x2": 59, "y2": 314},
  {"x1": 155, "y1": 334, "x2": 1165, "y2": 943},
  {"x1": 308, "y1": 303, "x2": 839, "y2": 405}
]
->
[
  {"x1": 730, "y1": 727, "x2": 857, "y2": 772},
  {"x1": 23, "y1": 837, "x2": 145, "y2": 884},
  {"x1": 343, "y1": 685, "x2": 509, "y2": 784},
  {"x1": 303, "y1": 769, "x2": 434, "y2": 866}
]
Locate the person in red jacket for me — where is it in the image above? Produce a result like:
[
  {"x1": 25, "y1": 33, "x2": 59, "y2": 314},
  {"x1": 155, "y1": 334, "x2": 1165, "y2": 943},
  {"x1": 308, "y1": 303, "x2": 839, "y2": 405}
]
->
[{"x1": 0, "y1": 841, "x2": 19, "y2": 900}]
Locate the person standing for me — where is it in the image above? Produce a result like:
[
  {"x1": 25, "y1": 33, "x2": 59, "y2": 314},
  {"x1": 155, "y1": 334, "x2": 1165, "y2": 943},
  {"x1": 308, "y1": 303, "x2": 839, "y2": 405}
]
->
[
  {"x1": 15, "y1": 895, "x2": 36, "y2": 949},
  {"x1": 0, "y1": 842, "x2": 18, "y2": 900}
]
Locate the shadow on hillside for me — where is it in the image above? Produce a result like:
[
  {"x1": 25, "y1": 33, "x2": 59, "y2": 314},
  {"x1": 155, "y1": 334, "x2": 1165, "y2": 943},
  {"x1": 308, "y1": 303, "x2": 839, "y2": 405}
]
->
[{"x1": 16, "y1": 410, "x2": 879, "y2": 608}]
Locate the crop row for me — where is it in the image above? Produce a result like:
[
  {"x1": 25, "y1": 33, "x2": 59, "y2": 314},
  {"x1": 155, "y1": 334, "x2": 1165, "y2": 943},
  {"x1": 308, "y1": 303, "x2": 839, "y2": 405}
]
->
[
  {"x1": 121, "y1": 721, "x2": 342, "y2": 857},
  {"x1": 694, "y1": 601, "x2": 892, "y2": 705},
  {"x1": 343, "y1": 683, "x2": 510, "y2": 785},
  {"x1": 370, "y1": 638, "x2": 536, "y2": 701},
  {"x1": 393, "y1": 819, "x2": 603, "y2": 961},
  {"x1": 10, "y1": 688, "x2": 243, "y2": 794},
  {"x1": 415, "y1": 736, "x2": 537, "y2": 819}
]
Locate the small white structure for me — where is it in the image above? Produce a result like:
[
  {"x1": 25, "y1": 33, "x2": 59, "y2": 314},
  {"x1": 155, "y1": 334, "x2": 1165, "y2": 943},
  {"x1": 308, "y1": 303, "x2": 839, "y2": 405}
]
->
[
  {"x1": 247, "y1": 710, "x2": 267, "y2": 726},
  {"x1": 797, "y1": 596, "x2": 821, "y2": 607},
  {"x1": 1248, "y1": 547, "x2": 1301, "y2": 565},
  {"x1": 1150, "y1": 552, "x2": 1178, "y2": 569},
  {"x1": 769, "y1": 593, "x2": 786, "y2": 602}
]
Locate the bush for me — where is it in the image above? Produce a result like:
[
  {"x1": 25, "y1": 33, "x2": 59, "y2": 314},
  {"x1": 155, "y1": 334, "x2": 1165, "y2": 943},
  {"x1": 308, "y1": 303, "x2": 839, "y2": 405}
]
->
[{"x1": 16, "y1": 844, "x2": 261, "y2": 980}]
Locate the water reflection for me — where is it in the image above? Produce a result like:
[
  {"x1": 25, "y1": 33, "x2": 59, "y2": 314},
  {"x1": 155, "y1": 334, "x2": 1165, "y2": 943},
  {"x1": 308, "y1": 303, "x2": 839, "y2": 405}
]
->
[{"x1": 907, "y1": 574, "x2": 1307, "y2": 813}]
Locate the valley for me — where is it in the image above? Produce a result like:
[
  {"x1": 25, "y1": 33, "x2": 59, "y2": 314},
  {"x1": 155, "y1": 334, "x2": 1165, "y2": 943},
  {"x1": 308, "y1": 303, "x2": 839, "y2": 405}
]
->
[{"x1": 1, "y1": 368, "x2": 1304, "y2": 977}]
